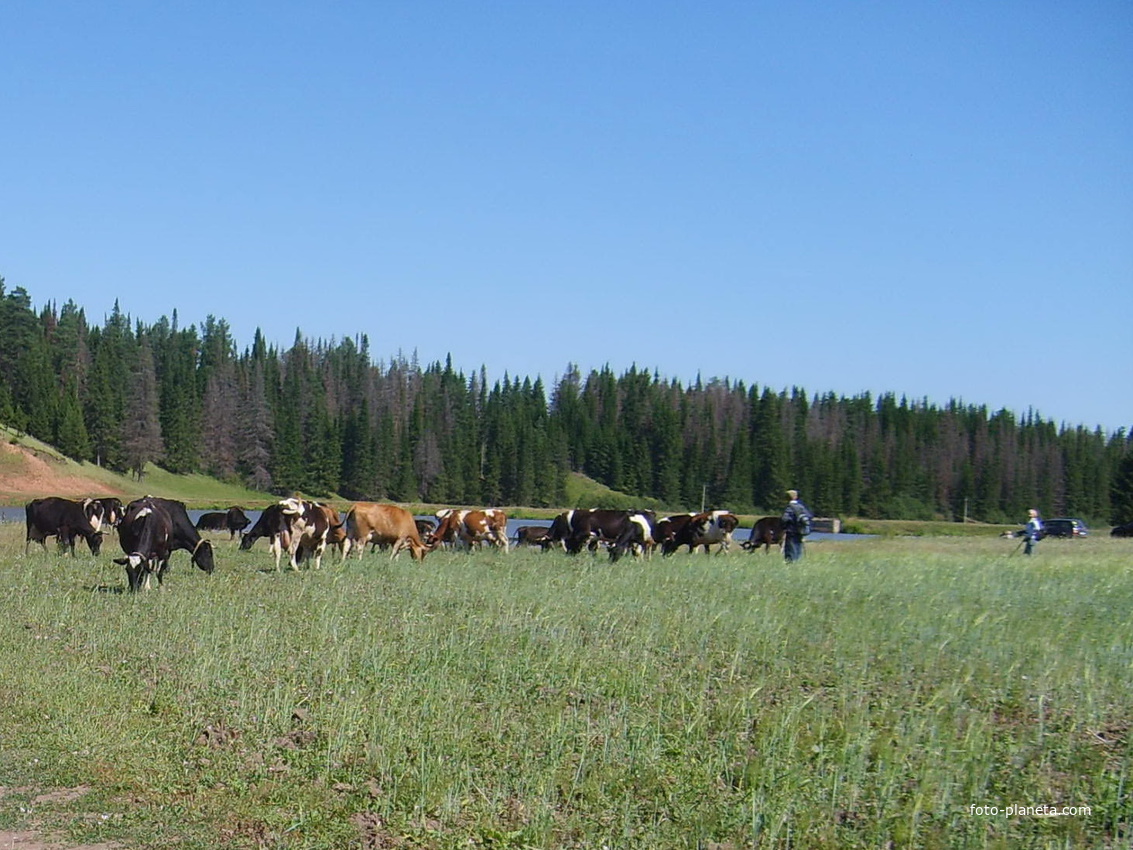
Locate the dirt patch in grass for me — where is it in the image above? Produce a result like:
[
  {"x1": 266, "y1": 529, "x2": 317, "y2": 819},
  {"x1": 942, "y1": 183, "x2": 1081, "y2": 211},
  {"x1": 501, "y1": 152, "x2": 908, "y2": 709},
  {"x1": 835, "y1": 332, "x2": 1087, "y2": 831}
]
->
[
  {"x1": 0, "y1": 442, "x2": 122, "y2": 503},
  {"x1": 0, "y1": 786, "x2": 120, "y2": 850},
  {"x1": 0, "y1": 829, "x2": 120, "y2": 850}
]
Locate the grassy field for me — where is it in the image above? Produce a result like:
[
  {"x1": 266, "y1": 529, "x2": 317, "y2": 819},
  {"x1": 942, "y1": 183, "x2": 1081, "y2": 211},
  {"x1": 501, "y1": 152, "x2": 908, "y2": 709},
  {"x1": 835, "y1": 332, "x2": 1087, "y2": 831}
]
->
[{"x1": 0, "y1": 524, "x2": 1129, "y2": 849}]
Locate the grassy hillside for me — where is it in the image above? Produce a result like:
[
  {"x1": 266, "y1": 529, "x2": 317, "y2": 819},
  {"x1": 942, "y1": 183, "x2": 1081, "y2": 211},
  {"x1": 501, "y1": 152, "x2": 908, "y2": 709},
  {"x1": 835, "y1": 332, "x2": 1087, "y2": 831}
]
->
[{"x1": 0, "y1": 424, "x2": 269, "y2": 508}]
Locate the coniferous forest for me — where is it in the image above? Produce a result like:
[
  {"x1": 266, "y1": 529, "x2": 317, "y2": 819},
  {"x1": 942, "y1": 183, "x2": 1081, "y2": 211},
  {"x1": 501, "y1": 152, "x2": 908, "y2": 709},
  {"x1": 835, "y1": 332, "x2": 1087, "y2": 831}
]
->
[{"x1": 1, "y1": 279, "x2": 1130, "y2": 525}]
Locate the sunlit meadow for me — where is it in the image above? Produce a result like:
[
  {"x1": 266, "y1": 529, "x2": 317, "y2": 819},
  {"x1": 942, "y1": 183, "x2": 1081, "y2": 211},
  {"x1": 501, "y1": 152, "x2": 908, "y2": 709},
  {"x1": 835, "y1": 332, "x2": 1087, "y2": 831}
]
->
[{"x1": 0, "y1": 523, "x2": 1129, "y2": 848}]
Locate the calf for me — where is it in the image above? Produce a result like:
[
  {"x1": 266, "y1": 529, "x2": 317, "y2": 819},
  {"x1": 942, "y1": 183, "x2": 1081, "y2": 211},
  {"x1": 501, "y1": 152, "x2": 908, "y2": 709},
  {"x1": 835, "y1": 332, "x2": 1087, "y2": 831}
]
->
[
  {"x1": 25, "y1": 497, "x2": 104, "y2": 556},
  {"x1": 115, "y1": 497, "x2": 175, "y2": 591},
  {"x1": 344, "y1": 502, "x2": 429, "y2": 562}
]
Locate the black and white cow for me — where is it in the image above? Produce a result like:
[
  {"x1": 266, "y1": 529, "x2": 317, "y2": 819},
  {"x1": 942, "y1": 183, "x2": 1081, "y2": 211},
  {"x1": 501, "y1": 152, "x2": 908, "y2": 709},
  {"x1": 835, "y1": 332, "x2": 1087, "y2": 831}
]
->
[
  {"x1": 545, "y1": 509, "x2": 657, "y2": 558},
  {"x1": 90, "y1": 497, "x2": 125, "y2": 531},
  {"x1": 115, "y1": 497, "x2": 176, "y2": 591},
  {"x1": 120, "y1": 496, "x2": 215, "y2": 578},
  {"x1": 24, "y1": 497, "x2": 104, "y2": 556},
  {"x1": 609, "y1": 512, "x2": 657, "y2": 563},
  {"x1": 239, "y1": 503, "x2": 292, "y2": 569}
]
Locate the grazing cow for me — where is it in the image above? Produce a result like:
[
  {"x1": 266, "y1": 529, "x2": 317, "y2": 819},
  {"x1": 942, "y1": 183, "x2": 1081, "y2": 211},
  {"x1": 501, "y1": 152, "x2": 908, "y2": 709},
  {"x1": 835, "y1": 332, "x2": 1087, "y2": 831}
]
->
[
  {"x1": 124, "y1": 496, "x2": 215, "y2": 574},
  {"x1": 609, "y1": 512, "x2": 658, "y2": 563},
  {"x1": 195, "y1": 511, "x2": 230, "y2": 533},
  {"x1": 546, "y1": 509, "x2": 656, "y2": 556},
  {"x1": 25, "y1": 497, "x2": 105, "y2": 556},
  {"x1": 742, "y1": 516, "x2": 784, "y2": 553},
  {"x1": 431, "y1": 509, "x2": 510, "y2": 552},
  {"x1": 239, "y1": 503, "x2": 292, "y2": 570},
  {"x1": 415, "y1": 518, "x2": 437, "y2": 539},
  {"x1": 655, "y1": 514, "x2": 697, "y2": 555},
  {"x1": 512, "y1": 525, "x2": 552, "y2": 548},
  {"x1": 344, "y1": 502, "x2": 429, "y2": 562},
  {"x1": 115, "y1": 497, "x2": 175, "y2": 591},
  {"x1": 661, "y1": 511, "x2": 739, "y2": 555},
  {"x1": 195, "y1": 506, "x2": 252, "y2": 539},
  {"x1": 118, "y1": 496, "x2": 215, "y2": 585},
  {"x1": 276, "y1": 498, "x2": 342, "y2": 571}
]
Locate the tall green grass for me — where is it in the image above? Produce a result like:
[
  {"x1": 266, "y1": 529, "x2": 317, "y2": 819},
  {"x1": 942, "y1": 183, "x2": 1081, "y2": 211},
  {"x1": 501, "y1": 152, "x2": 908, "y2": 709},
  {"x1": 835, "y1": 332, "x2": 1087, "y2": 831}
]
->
[{"x1": 0, "y1": 526, "x2": 1129, "y2": 848}]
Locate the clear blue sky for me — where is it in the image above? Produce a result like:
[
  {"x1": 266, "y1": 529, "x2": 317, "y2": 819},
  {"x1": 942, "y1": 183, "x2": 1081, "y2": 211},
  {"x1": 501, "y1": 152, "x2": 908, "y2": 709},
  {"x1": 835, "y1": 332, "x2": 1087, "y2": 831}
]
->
[{"x1": 3, "y1": 2, "x2": 1130, "y2": 432}]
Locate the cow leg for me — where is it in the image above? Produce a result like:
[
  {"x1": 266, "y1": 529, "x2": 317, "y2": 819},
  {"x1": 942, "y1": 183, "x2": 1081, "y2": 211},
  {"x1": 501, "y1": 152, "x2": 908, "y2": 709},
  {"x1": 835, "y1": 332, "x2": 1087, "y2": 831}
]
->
[{"x1": 390, "y1": 538, "x2": 406, "y2": 560}]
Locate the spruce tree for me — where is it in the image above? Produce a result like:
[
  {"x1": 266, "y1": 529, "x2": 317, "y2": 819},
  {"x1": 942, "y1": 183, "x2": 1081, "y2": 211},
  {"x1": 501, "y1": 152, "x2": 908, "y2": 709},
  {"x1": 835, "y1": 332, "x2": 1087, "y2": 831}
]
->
[{"x1": 122, "y1": 337, "x2": 164, "y2": 480}]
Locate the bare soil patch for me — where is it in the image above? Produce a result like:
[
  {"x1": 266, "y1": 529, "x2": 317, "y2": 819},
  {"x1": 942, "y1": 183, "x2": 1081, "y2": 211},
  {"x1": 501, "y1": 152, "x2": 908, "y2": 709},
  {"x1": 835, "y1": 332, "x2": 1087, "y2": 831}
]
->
[
  {"x1": 0, "y1": 786, "x2": 120, "y2": 850},
  {"x1": 0, "y1": 442, "x2": 122, "y2": 503}
]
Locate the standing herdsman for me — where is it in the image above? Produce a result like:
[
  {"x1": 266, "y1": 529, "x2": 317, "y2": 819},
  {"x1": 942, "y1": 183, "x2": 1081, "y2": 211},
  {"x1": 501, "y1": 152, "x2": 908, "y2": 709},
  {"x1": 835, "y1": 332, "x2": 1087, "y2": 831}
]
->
[
  {"x1": 781, "y1": 489, "x2": 813, "y2": 563},
  {"x1": 1021, "y1": 508, "x2": 1044, "y2": 555}
]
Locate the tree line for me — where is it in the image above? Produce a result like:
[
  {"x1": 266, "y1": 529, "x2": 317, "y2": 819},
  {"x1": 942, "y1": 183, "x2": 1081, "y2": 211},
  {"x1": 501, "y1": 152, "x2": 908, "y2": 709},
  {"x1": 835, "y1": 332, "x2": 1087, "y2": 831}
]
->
[{"x1": 2, "y1": 278, "x2": 1130, "y2": 525}]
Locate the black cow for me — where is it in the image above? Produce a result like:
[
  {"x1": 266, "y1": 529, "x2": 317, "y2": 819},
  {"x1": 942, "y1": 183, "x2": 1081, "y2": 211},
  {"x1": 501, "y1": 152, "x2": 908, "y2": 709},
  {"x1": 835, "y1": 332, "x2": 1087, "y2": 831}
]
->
[
  {"x1": 742, "y1": 516, "x2": 784, "y2": 553},
  {"x1": 195, "y1": 506, "x2": 252, "y2": 539},
  {"x1": 25, "y1": 497, "x2": 104, "y2": 556},
  {"x1": 115, "y1": 497, "x2": 176, "y2": 591},
  {"x1": 121, "y1": 496, "x2": 215, "y2": 577},
  {"x1": 512, "y1": 525, "x2": 552, "y2": 548},
  {"x1": 1112, "y1": 522, "x2": 1133, "y2": 538}
]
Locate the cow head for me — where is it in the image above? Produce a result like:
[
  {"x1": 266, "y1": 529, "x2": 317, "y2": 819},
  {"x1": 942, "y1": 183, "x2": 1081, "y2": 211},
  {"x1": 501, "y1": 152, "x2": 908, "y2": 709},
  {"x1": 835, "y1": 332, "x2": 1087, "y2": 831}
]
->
[{"x1": 192, "y1": 539, "x2": 215, "y2": 574}]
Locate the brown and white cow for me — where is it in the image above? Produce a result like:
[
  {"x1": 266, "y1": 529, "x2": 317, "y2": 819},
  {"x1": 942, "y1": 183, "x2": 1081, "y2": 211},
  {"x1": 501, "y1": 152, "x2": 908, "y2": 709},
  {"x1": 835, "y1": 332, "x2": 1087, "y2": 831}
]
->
[
  {"x1": 344, "y1": 502, "x2": 430, "y2": 562},
  {"x1": 660, "y1": 510, "x2": 739, "y2": 554},
  {"x1": 430, "y1": 509, "x2": 509, "y2": 552},
  {"x1": 278, "y1": 498, "x2": 341, "y2": 571},
  {"x1": 695, "y1": 510, "x2": 740, "y2": 553}
]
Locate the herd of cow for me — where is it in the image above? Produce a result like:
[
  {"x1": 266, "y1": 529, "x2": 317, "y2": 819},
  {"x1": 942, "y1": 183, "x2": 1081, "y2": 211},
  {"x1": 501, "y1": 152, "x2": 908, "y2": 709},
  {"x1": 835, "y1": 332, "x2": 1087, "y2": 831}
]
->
[{"x1": 21, "y1": 495, "x2": 789, "y2": 592}]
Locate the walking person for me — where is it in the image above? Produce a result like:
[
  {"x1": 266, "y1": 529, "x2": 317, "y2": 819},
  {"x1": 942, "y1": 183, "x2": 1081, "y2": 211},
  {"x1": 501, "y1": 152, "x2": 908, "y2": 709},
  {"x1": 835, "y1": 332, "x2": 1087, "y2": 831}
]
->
[
  {"x1": 1021, "y1": 508, "x2": 1043, "y2": 555},
  {"x1": 781, "y1": 489, "x2": 812, "y2": 563}
]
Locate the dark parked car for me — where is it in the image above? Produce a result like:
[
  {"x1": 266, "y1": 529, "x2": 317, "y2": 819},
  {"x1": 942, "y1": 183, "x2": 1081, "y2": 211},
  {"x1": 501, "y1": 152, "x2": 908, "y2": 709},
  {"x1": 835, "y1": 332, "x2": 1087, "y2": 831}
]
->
[
  {"x1": 1042, "y1": 518, "x2": 1089, "y2": 538},
  {"x1": 1112, "y1": 522, "x2": 1133, "y2": 538}
]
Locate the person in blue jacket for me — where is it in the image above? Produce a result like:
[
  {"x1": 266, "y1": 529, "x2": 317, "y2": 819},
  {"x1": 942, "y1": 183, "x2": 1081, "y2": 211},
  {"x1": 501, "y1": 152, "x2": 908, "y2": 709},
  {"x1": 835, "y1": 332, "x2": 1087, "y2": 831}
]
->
[
  {"x1": 1021, "y1": 508, "x2": 1043, "y2": 555},
  {"x1": 781, "y1": 489, "x2": 812, "y2": 563}
]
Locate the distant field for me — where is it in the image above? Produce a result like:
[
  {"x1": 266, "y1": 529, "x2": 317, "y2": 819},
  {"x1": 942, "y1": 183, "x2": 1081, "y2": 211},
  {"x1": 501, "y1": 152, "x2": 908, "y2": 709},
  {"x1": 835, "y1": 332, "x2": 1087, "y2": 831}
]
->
[{"x1": 0, "y1": 527, "x2": 1129, "y2": 849}]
